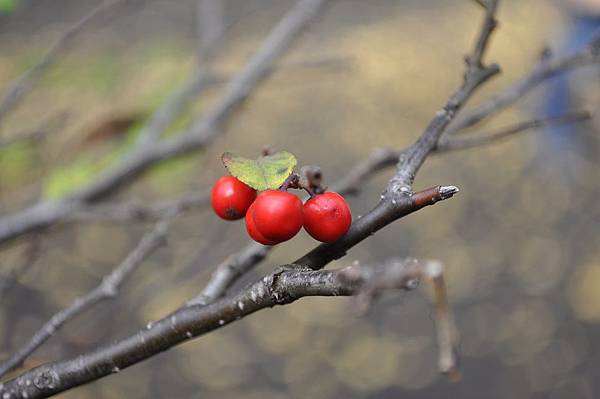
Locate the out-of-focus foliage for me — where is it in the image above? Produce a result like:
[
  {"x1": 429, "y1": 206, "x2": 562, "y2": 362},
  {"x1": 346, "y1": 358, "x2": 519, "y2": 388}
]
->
[
  {"x1": 0, "y1": 0, "x2": 18, "y2": 14},
  {"x1": 0, "y1": 1, "x2": 599, "y2": 399}
]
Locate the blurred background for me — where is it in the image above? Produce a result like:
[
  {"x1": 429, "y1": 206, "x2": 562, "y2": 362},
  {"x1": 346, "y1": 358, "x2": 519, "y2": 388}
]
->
[{"x1": 0, "y1": 0, "x2": 599, "y2": 398}]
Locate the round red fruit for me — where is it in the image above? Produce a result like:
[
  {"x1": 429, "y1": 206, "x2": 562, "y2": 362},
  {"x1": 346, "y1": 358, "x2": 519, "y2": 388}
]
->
[
  {"x1": 303, "y1": 192, "x2": 352, "y2": 243},
  {"x1": 245, "y1": 190, "x2": 303, "y2": 245},
  {"x1": 211, "y1": 176, "x2": 257, "y2": 220}
]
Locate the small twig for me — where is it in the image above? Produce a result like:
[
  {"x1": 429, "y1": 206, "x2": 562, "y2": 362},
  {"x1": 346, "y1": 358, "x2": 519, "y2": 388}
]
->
[
  {"x1": 197, "y1": 0, "x2": 225, "y2": 63},
  {"x1": 448, "y1": 35, "x2": 600, "y2": 134},
  {"x1": 437, "y1": 110, "x2": 591, "y2": 151},
  {"x1": 186, "y1": 242, "x2": 271, "y2": 306},
  {"x1": 0, "y1": 0, "x2": 124, "y2": 128},
  {"x1": 338, "y1": 258, "x2": 459, "y2": 378},
  {"x1": 466, "y1": 0, "x2": 498, "y2": 72},
  {"x1": 0, "y1": 207, "x2": 179, "y2": 377}
]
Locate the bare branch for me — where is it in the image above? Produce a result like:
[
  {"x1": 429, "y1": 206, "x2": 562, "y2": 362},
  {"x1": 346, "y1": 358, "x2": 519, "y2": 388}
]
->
[
  {"x1": 0, "y1": 207, "x2": 180, "y2": 378},
  {"x1": 0, "y1": 0, "x2": 124, "y2": 128},
  {"x1": 197, "y1": 0, "x2": 225, "y2": 63},
  {"x1": 187, "y1": 242, "x2": 270, "y2": 306},
  {"x1": 339, "y1": 258, "x2": 459, "y2": 378},
  {"x1": 449, "y1": 37, "x2": 600, "y2": 134},
  {"x1": 0, "y1": 258, "x2": 452, "y2": 398},
  {"x1": 437, "y1": 110, "x2": 591, "y2": 151}
]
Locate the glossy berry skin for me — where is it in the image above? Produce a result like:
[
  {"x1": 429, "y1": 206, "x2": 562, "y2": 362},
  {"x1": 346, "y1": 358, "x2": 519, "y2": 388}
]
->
[
  {"x1": 245, "y1": 190, "x2": 303, "y2": 245},
  {"x1": 211, "y1": 176, "x2": 257, "y2": 220},
  {"x1": 303, "y1": 192, "x2": 352, "y2": 243}
]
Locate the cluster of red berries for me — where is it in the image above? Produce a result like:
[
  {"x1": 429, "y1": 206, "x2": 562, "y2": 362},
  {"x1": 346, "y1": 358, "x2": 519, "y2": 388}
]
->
[{"x1": 211, "y1": 176, "x2": 352, "y2": 245}]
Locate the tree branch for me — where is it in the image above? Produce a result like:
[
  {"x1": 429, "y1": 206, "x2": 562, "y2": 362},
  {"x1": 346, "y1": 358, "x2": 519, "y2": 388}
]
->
[
  {"x1": 448, "y1": 35, "x2": 600, "y2": 134},
  {"x1": 437, "y1": 110, "x2": 591, "y2": 151},
  {"x1": 0, "y1": 208, "x2": 180, "y2": 378},
  {"x1": 0, "y1": 259, "x2": 452, "y2": 398}
]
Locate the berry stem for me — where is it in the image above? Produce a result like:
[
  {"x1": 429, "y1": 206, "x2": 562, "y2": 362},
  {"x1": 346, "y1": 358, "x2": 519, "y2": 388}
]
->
[{"x1": 279, "y1": 173, "x2": 299, "y2": 191}]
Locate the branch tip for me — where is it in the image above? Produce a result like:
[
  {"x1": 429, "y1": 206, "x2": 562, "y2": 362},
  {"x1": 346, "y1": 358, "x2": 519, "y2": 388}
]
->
[{"x1": 439, "y1": 185, "x2": 460, "y2": 199}]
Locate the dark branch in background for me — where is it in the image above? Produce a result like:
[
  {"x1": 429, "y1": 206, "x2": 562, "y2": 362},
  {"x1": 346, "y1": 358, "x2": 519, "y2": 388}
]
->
[
  {"x1": 0, "y1": 0, "x2": 330, "y2": 245},
  {"x1": 0, "y1": 0, "x2": 124, "y2": 129},
  {"x1": 437, "y1": 110, "x2": 591, "y2": 151},
  {"x1": 197, "y1": 0, "x2": 224, "y2": 63},
  {"x1": 338, "y1": 258, "x2": 460, "y2": 379},
  {"x1": 0, "y1": 207, "x2": 180, "y2": 378},
  {"x1": 0, "y1": 259, "x2": 453, "y2": 398},
  {"x1": 447, "y1": 34, "x2": 600, "y2": 134}
]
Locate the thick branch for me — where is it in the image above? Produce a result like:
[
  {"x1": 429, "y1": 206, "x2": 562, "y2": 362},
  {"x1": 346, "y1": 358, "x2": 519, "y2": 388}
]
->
[{"x1": 0, "y1": 260, "x2": 448, "y2": 398}]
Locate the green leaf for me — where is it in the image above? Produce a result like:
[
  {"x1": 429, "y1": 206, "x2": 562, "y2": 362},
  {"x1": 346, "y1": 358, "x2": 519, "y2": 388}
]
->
[{"x1": 222, "y1": 151, "x2": 297, "y2": 191}]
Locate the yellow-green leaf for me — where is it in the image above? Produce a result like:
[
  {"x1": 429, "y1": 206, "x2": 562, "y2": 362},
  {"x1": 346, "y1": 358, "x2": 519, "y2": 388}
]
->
[{"x1": 222, "y1": 151, "x2": 296, "y2": 191}]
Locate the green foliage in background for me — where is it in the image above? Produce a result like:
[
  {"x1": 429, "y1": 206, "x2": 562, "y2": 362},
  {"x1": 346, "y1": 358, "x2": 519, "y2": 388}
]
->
[
  {"x1": 0, "y1": 141, "x2": 36, "y2": 187},
  {"x1": 0, "y1": 0, "x2": 18, "y2": 14},
  {"x1": 42, "y1": 121, "x2": 145, "y2": 199}
]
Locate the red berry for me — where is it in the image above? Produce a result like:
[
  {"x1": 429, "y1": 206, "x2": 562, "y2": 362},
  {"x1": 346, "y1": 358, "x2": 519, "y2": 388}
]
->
[
  {"x1": 245, "y1": 190, "x2": 303, "y2": 245},
  {"x1": 245, "y1": 205, "x2": 277, "y2": 245},
  {"x1": 303, "y1": 192, "x2": 352, "y2": 243},
  {"x1": 211, "y1": 176, "x2": 257, "y2": 220}
]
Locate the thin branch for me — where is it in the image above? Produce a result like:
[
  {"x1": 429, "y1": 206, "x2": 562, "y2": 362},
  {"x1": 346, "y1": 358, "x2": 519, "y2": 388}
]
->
[
  {"x1": 465, "y1": 0, "x2": 498, "y2": 72},
  {"x1": 0, "y1": 207, "x2": 179, "y2": 378},
  {"x1": 187, "y1": 242, "x2": 271, "y2": 306},
  {"x1": 437, "y1": 110, "x2": 591, "y2": 151},
  {"x1": 448, "y1": 36, "x2": 600, "y2": 134},
  {"x1": 338, "y1": 258, "x2": 459, "y2": 378},
  {"x1": 0, "y1": 0, "x2": 330, "y2": 245},
  {"x1": 0, "y1": 259, "x2": 452, "y2": 398},
  {"x1": 0, "y1": 0, "x2": 124, "y2": 128},
  {"x1": 197, "y1": 0, "x2": 225, "y2": 63}
]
